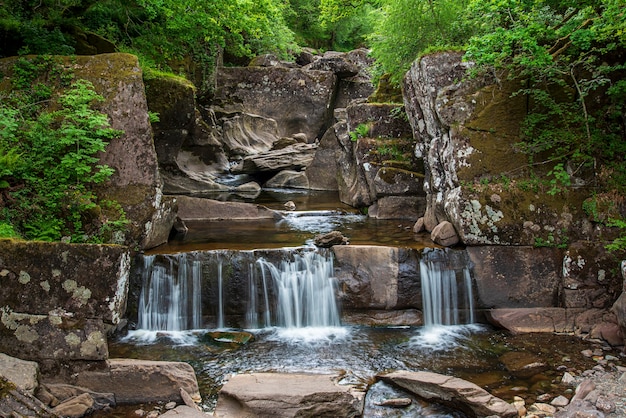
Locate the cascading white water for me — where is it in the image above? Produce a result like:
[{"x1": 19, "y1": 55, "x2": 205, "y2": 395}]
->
[
  {"x1": 137, "y1": 253, "x2": 203, "y2": 331},
  {"x1": 136, "y1": 249, "x2": 340, "y2": 332},
  {"x1": 217, "y1": 258, "x2": 224, "y2": 329},
  {"x1": 256, "y1": 251, "x2": 340, "y2": 328},
  {"x1": 420, "y1": 250, "x2": 475, "y2": 327}
]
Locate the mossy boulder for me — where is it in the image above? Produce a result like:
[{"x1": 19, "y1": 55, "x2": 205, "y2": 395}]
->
[
  {"x1": 403, "y1": 51, "x2": 622, "y2": 246},
  {"x1": 0, "y1": 239, "x2": 129, "y2": 362},
  {"x1": 0, "y1": 53, "x2": 175, "y2": 249}
]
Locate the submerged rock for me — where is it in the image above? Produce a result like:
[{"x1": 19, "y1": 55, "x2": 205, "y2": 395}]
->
[{"x1": 378, "y1": 370, "x2": 518, "y2": 418}]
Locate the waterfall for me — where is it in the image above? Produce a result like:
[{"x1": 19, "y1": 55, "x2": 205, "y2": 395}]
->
[
  {"x1": 420, "y1": 249, "x2": 474, "y2": 327},
  {"x1": 137, "y1": 253, "x2": 203, "y2": 331},
  {"x1": 135, "y1": 248, "x2": 340, "y2": 331},
  {"x1": 256, "y1": 250, "x2": 340, "y2": 328},
  {"x1": 217, "y1": 258, "x2": 224, "y2": 329}
]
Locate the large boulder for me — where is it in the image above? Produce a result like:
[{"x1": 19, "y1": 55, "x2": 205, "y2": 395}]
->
[
  {"x1": 72, "y1": 359, "x2": 201, "y2": 405},
  {"x1": 0, "y1": 54, "x2": 176, "y2": 249},
  {"x1": 379, "y1": 370, "x2": 518, "y2": 418},
  {"x1": 467, "y1": 246, "x2": 563, "y2": 308},
  {"x1": 305, "y1": 122, "x2": 342, "y2": 190},
  {"x1": 0, "y1": 240, "x2": 129, "y2": 364},
  {"x1": 402, "y1": 51, "x2": 603, "y2": 246},
  {"x1": 214, "y1": 372, "x2": 365, "y2": 417},
  {"x1": 70, "y1": 54, "x2": 176, "y2": 249}
]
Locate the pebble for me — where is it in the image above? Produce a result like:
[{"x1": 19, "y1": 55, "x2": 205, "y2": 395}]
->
[
  {"x1": 134, "y1": 410, "x2": 146, "y2": 417},
  {"x1": 581, "y1": 349, "x2": 594, "y2": 357},
  {"x1": 165, "y1": 401, "x2": 177, "y2": 410},
  {"x1": 596, "y1": 395, "x2": 616, "y2": 413},
  {"x1": 146, "y1": 411, "x2": 159, "y2": 418},
  {"x1": 551, "y1": 395, "x2": 569, "y2": 407},
  {"x1": 562, "y1": 372, "x2": 575, "y2": 384},
  {"x1": 605, "y1": 355, "x2": 619, "y2": 361}
]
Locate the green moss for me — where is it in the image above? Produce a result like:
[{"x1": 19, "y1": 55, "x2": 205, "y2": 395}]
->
[{"x1": 0, "y1": 376, "x2": 16, "y2": 399}]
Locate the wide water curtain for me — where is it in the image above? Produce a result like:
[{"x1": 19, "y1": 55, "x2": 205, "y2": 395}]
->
[
  {"x1": 420, "y1": 249, "x2": 474, "y2": 326},
  {"x1": 257, "y1": 250, "x2": 340, "y2": 328}
]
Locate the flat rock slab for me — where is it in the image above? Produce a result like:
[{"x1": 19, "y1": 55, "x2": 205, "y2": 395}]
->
[
  {"x1": 176, "y1": 196, "x2": 279, "y2": 221},
  {"x1": 379, "y1": 370, "x2": 518, "y2": 418},
  {"x1": 74, "y1": 359, "x2": 201, "y2": 405},
  {"x1": 214, "y1": 372, "x2": 364, "y2": 417},
  {"x1": 486, "y1": 308, "x2": 586, "y2": 333}
]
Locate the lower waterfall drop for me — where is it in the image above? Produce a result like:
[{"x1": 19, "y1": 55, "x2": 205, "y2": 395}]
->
[
  {"x1": 420, "y1": 249, "x2": 475, "y2": 327},
  {"x1": 256, "y1": 250, "x2": 340, "y2": 328}
]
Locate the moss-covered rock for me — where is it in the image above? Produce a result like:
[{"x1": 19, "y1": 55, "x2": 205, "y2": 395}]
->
[
  {"x1": 0, "y1": 53, "x2": 175, "y2": 249},
  {"x1": 403, "y1": 51, "x2": 623, "y2": 246}
]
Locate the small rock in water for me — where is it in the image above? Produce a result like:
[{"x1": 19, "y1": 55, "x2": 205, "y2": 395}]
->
[
  {"x1": 165, "y1": 401, "x2": 177, "y2": 410},
  {"x1": 146, "y1": 411, "x2": 159, "y2": 418},
  {"x1": 551, "y1": 395, "x2": 569, "y2": 407},
  {"x1": 284, "y1": 201, "x2": 296, "y2": 210},
  {"x1": 134, "y1": 409, "x2": 146, "y2": 417},
  {"x1": 375, "y1": 397, "x2": 412, "y2": 408},
  {"x1": 314, "y1": 230, "x2": 349, "y2": 247}
]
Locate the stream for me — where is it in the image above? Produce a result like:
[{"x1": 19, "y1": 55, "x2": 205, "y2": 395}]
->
[{"x1": 107, "y1": 190, "x2": 616, "y2": 416}]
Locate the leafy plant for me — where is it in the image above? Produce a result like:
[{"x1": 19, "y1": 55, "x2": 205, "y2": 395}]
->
[
  {"x1": 0, "y1": 57, "x2": 125, "y2": 242},
  {"x1": 606, "y1": 218, "x2": 626, "y2": 252},
  {"x1": 349, "y1": 123, "x2": 371, "y2": 141},
  {"x1": 546, "y1": 163, "x2": 571, "y2": 196},
  {"x1": 369, "y1": 0, "x2": 473, "y2": 85}
]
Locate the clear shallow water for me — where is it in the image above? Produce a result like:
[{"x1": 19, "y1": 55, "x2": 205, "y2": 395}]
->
[
  {"x1": 109, "y1": 324, "x2": 608, "y2": 414},
  {"x1": 149, "y1": 190, "x2": 435, "y2": 253}
]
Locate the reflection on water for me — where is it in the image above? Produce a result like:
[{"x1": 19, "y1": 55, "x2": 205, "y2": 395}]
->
[
  {"x1": 149, "y1": 190, "x2": 436, "y2": 253},
  {"x1": 109, "y1": 325, "x2": 604, "y2": 413}
]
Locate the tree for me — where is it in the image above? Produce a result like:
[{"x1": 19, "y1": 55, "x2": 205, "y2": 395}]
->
[
  {"x1": 464, "y1": 0, "x2": 626, "y2": 192},
  {"x1": 369, "y1": 0, "x2": 472, "y2": 84}
]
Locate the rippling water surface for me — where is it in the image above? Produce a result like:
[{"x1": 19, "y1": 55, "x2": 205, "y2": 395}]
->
[{"x1": 109, "y1": 325, "x2": 607, "y2": 414}]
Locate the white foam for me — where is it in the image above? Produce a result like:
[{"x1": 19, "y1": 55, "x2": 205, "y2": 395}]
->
[
  {"x1": 266, "y1": 326, "x2": 351, "y2": 344},
  {"x1": 408, "y1": 324, "x2": 486, "y2": 351},
  {"x1": 122, "y1": 329, "x2": 201, "y2": 346}
]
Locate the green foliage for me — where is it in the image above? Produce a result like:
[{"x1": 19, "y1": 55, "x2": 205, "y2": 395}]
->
[
  {"x1": 286, "y1": 0, "x2": 380, "y2": 51},
  {"x1": 534, "y1": 232, "x2": 568, "y2": 249},
  {"x1": 606, "y1": 218, "x2": 626, "y2": 252},
  {"x1": 369, "y1": 0, "x2": 473, "y2": 84},
  {"x1": 545, "y1": 163, "x2": 571, "y2": 196},
  {"x1": 0, "y1": 57, "x2": 126, "y2": 242},
  {"x1": 349, "y1": 122, "x2": 371, "y2": 141},
  {"x1": 0, "y1": 221, "x2": 20, "y2": 239},
  {"x1": 148, "y1": 111, "x2": 160, "y2": 123},
  {"x1": 377, "y1": 143, "x2": 405, "y2": 161},
  {"x1": 465, "y1": 0, "x2": 626, "y2": 194},
  {"x1": 1, "y1": 0, "x2": 298, "y2": 89}
]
